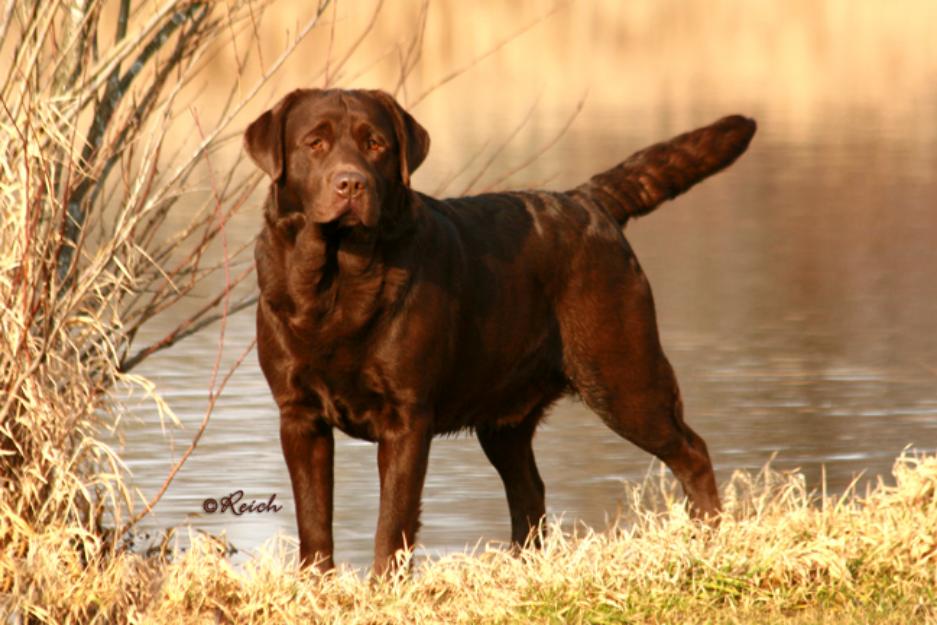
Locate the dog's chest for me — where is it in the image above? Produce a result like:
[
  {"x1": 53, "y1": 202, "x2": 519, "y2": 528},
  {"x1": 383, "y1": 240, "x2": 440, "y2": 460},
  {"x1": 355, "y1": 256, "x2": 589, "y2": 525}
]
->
[
  {"x1": 260, "y1": 247, "x2": 426, "y2": 435},
  {"x1": 261, "y1": 297, "x2": 396, "y2": 440},
  {"x1": 259, "y1": 233, "x2": 390, "y2": 337}
]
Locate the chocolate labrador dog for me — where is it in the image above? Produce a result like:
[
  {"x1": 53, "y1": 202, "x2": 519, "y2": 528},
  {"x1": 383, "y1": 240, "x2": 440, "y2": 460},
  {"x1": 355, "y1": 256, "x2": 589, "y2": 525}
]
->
[{"x1": 244, "y1": 88, "x2": 755, "y2": 574}]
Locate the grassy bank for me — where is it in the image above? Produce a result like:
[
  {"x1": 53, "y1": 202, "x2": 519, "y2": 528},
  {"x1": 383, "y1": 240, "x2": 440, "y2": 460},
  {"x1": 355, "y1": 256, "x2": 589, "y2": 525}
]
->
[{"x1": 4, "y1": 452, "x2": 935, "y2": 624}]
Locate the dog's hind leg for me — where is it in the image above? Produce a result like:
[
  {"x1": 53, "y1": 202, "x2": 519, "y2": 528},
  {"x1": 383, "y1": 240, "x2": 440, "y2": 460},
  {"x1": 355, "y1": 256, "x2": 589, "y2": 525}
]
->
[
  {"x1": 595, "y1": 359, "x2": 721, "y2": 520},
  {"x1": 557, "y1": 247, "x2": 721, "y2": 519},
  {"x1": 477, "y1": 408, "x2": 548, "y2": 548}
]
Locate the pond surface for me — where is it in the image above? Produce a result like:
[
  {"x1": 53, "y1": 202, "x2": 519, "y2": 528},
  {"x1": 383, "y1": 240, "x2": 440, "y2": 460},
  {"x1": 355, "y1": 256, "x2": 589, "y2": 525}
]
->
[{"x1": 120, "y1": 51, "x2": 937, "y2": 569}]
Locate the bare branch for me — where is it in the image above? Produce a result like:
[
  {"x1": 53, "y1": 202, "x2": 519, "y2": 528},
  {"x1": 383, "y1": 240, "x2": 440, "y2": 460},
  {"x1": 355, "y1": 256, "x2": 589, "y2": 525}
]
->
[
  {"x1": 432, "y1": 138, "x2": 489, "y2": 197},
  {"x1": 0, "y1": 0, "x2": 16, "y2": 48},
  {"x1": 482, "y1": 93, "x2": 587, "y2": 192},
  {"x1": 408, "y1": 2, "x2": 566, "y2": 108},
  {"x1": 314, "y1": 0, "x2": 384, "y2": 88},
  {"x1": 142, "y1": 2, "x2": 332, "y2": 211},
  {"x1": 460, "y1": 95, "x2": 541, "y2": 195},
  {"x1": 123, "y1": 337, "x2": 256, "y2": 532}
]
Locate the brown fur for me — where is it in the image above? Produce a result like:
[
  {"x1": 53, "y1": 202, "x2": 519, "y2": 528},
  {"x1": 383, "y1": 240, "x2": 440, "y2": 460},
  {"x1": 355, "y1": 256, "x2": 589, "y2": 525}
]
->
[{"x1": 244, "y1": 88, "x2": 756, "y2": 574}]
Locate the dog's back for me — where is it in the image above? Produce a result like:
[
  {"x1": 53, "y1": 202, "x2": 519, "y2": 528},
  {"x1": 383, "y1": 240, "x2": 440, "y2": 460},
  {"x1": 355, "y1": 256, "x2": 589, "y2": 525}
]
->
[{"x1": 352, "y1": 114, "x2": 758, "y2": 438}]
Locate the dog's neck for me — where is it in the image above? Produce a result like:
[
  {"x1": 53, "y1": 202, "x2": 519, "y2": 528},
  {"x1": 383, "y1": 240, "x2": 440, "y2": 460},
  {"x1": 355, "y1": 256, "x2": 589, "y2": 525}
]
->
[{"x1": 262, "y1": 185, "x2": 422, "y2": 307}]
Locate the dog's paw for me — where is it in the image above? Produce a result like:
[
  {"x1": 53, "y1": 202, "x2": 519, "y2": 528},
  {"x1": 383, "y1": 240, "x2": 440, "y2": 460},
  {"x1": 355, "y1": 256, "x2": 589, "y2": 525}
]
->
[{"x1": 275, "y1": 212, "x2": 306, "y2": 242}]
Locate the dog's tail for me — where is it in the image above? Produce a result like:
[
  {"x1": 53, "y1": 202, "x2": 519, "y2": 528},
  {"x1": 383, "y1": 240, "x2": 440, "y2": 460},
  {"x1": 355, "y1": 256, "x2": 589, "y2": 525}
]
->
[{"x1": 568, "y1": 115, "x2": 756, "y2": 226}]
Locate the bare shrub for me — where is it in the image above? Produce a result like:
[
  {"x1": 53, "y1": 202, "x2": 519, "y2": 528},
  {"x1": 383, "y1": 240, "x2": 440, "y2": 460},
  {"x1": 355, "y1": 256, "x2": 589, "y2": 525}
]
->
[{"x1": 0, "y1": 1, "x2": 332, "y2": 616}]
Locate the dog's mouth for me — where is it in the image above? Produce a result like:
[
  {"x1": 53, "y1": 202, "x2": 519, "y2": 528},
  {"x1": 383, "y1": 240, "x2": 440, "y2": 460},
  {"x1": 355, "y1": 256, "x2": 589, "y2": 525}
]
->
[
  {"x1": 335, "y1": 206, "x2": 362, "y2": 228},
  {"x1": 319, "y1": 210, "x2": 378, "y2": 245},
  {"x1": 318, "y1": 197, "x2": 377, "y2": 230}
]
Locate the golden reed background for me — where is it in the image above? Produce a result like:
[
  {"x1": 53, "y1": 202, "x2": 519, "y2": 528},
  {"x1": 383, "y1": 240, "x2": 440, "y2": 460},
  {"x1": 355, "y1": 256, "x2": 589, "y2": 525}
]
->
[
  {"x1": 180, "y1": 0, "x2": 937, "y2": 187},
  {"x1": 5, "y1": 1, "x2": 934, "y2": 181}
]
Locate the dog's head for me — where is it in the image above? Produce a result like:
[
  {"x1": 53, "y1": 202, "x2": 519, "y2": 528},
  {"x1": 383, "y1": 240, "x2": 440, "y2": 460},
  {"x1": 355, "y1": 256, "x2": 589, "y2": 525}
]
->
[{"x1": 244, "y1": 89, "x2": 430, "y2": 229}]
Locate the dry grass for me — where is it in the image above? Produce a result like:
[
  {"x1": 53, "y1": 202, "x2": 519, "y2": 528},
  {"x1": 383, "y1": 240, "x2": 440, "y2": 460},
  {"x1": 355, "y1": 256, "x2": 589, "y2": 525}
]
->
[{"x1": 3, "y1": 452, "x2": 936, "y2": 623}]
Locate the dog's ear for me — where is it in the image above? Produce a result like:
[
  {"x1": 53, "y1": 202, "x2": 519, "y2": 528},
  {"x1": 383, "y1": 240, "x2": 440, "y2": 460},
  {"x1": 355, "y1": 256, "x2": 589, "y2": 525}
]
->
[
  {"x1": 244, "y1": 89, "x2": 311, "y2": 181},
  {"x1": 369, "y1": 90, "x2": 430, "y2": 187}
]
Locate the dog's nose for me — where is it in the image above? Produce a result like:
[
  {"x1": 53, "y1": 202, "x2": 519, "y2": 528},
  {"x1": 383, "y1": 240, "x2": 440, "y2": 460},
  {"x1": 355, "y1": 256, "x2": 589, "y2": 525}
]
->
[{"x1": 333, "y1": 171, "x2": 367, "y2": 199}]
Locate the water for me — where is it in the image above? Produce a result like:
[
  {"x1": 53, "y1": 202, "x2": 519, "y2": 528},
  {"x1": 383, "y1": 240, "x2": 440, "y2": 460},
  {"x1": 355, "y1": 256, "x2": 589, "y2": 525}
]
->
[{"x1": 119, "y1": 6, "x2": 937, "y2": 569}]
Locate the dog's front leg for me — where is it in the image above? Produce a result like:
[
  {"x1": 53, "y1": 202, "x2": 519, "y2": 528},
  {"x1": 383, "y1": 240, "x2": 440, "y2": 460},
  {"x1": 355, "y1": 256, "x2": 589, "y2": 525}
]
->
[
  {"x1": 372, "y1": 417, "x2": 432, "y2": 576},
  {"x1": 280, "y1": 409, "x2": 335, "y2": 571}
]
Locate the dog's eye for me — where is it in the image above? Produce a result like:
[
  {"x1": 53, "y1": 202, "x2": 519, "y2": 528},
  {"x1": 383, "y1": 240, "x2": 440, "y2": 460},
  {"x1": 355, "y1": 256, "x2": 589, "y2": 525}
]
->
[
  {"x1": 306, "y1": 137, "x2": 325, "y2": 150},
  {"x1": 365, "y1": 137, "x2": 385, "y2": 153}
]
